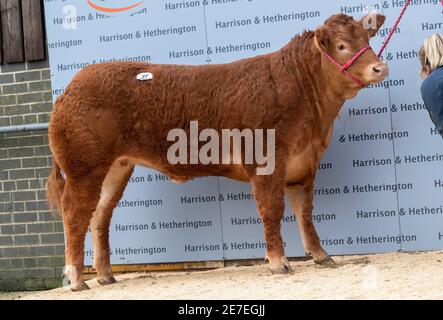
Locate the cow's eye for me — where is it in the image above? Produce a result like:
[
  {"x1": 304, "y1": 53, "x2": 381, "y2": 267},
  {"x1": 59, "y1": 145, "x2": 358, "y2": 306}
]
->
[{"x1": 338, "y1": 44, "x2": 346, "y2": 51}]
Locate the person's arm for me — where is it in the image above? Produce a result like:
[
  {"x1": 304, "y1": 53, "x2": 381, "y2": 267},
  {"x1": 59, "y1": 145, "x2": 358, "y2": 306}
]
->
[
  {"x1": 433, "y1": 82, "x2": 443, "y2": 137},
  {"x1": 421, "y1": 76, "x2": 443, "y2": 137}
]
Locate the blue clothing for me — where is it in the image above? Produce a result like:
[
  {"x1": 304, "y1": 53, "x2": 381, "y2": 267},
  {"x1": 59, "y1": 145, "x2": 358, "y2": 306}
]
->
[{"x1": 421, "y1": 66, "x2": 443, "y2": 136}]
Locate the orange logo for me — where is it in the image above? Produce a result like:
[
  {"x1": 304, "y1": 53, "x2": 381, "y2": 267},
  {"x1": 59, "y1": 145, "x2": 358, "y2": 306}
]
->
[{"x1": 86, "y1": 0, "x2": 144, "y2": 13}]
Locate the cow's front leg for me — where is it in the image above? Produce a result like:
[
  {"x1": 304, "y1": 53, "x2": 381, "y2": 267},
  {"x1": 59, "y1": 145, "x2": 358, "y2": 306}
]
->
[
  {"x1": 251, "y1": 172, "x2": 292, "y2": 274},
  {"x1": 286, "y1": 182, "x2": 335, "y2": 266}
]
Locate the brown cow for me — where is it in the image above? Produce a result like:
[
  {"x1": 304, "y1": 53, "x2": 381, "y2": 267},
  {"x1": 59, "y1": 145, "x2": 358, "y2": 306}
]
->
[{"x1": 46, "y1": 13, "x2": 388, "y2": 291}]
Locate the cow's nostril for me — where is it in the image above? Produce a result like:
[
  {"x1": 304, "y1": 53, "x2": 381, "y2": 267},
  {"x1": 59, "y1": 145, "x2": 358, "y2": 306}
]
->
[{"x1": 373, "y1": 67, "x2": 381, "y2": 73}]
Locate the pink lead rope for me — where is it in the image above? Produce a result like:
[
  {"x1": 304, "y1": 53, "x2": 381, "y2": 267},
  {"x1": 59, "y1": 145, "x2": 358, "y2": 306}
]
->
[
  {"x1": 377, "y1": 0, "x2": 412, "y2": 58},
  {"x1": 320, "y1": 0, "x2": 411, "y2": 88}
]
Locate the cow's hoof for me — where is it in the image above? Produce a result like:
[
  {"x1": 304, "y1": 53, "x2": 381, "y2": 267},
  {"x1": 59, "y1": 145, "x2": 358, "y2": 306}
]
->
[
  {"x1": 305, "y1": 252, "x2": 313, "y2": 259},
  {"x1": 314, "y1": 255, "x2": 337, "y2": 267},
  {"x1": 267, "y1": 257, "x2": 293, "y2": 274},
  {"x1": 97, "y1": 276, "x2": 117, "y2": 286},
  {"x1": 269, "y1": 264, "x2": 293, "y2": 274},
  {"x1": 70, "y1": 281, "x2": 90, "y2": 292}
]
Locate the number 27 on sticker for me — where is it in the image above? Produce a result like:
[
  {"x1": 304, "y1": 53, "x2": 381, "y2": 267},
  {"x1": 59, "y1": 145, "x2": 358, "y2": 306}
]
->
[{"x1": 137, "y1": 72, "x2": 153, "y2": 81}]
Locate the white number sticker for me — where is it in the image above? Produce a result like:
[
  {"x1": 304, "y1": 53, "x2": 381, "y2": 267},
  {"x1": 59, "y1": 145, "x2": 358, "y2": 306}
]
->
[{"x1": 137, "y1": 72, "x2": 153, "y2": 81}]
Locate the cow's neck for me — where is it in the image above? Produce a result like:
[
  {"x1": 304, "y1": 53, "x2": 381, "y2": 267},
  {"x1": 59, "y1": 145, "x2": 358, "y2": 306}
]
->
[
  {"x1": 309, "y1": 44, "x2": 360, "y2": 132},
  {"x1": 277, "y1": 34, "x2": 355, "y2": 138},
  {"x1": 315, "y1": 79, "x2": 345, "y2": 129}
]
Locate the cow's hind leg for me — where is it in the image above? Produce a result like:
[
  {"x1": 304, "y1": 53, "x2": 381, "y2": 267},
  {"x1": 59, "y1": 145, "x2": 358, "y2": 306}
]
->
[
  {"x1": 286, "y1": 183, "x2": 335, "y2": 266},
  {"x1": 90, "y1": 160, "x2": 134, "y2": 286},
  {"x1": 251, "y1": 173, "x2": 292, "y2": 274},
  {"x1": 62, "y1": 170, "x2": 107, "y2": 291}
]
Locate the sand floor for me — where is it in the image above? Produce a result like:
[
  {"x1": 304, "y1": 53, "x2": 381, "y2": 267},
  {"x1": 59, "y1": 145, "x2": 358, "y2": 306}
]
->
[{"x1": 1, "y1": 251, "x2": 443, "y2": 300}]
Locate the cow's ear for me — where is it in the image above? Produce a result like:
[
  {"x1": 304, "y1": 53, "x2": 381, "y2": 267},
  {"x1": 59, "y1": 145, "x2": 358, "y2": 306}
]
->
[
  {"x1": 314, "y1": 27, "x2": 331, "y2": 52},
  {"x1": 360, "y1": 13, "x2": 386, "y2": 38}
]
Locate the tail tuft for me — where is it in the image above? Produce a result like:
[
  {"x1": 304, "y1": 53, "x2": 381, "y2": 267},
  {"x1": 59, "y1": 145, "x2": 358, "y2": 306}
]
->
[{"x1": 46, "y1": 158, "x2": 65, "y2": 214}]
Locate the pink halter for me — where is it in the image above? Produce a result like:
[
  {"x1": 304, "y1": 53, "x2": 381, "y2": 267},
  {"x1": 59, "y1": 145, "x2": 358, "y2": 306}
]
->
[
  {"x1": 319, "y1": 45, "x2": 371, "y2": 88},
  {"x1": 318, "y1": 0, "x2": 411, "y2": 88}
]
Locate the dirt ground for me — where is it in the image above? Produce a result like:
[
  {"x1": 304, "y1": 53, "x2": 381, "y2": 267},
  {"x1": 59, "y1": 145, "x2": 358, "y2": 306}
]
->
[{"x1": 1, "y1": 251, "x2": 443, "y2": 300}]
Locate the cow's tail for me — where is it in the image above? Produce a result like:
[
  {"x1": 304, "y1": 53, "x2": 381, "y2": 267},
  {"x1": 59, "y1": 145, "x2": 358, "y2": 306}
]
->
[{"x1": 46, "y1": 157, "x2": 65, "y2": 215}]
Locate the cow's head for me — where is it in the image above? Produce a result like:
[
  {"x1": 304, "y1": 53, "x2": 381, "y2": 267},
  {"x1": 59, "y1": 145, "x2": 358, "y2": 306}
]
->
[{"x1": 314, "y1": 13, "x2": 388, "y2": 96}]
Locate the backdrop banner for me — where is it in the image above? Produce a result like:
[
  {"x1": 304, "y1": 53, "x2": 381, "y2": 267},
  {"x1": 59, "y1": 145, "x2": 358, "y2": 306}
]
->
[{"x1": 43, "y1": 0, "x2": 443, "y2": 265}]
